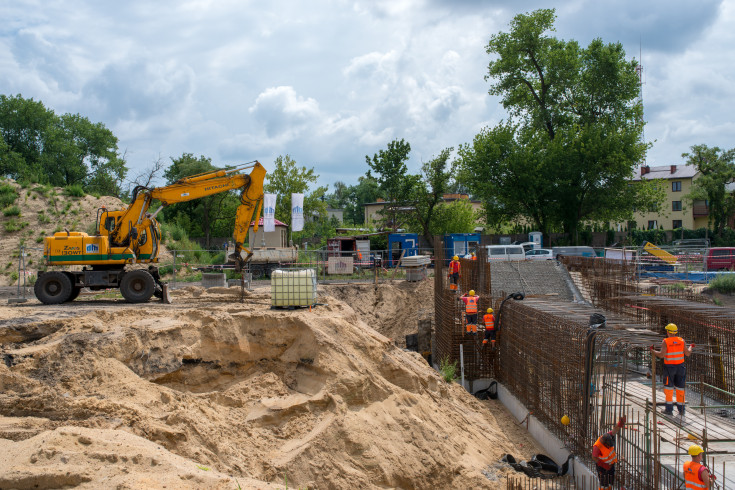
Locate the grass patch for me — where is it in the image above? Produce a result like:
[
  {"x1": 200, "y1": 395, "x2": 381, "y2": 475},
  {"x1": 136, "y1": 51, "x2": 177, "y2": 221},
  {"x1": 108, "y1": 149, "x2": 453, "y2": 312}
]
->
[
  {"x1": 439, "y1": 355, "x2": 458, "y2": 383},
  {"x1": 38, "y1": 211, "x2": 51, "y2": 223},
  {"x1": 64, "y1": 184, "x2": 85, "y2": 197},
  {"x1": 4, "y1": 219, "x2": 29, "y2": 232},
  {"x1": 3, "y1": 205, "x2": 21, "y2": 216},
  {"x1": 0, "y1": 183, "x2": 18, "y2": 208},
  {"x1": 709, "y1": 274, "x2": 735, "y2": 294}
]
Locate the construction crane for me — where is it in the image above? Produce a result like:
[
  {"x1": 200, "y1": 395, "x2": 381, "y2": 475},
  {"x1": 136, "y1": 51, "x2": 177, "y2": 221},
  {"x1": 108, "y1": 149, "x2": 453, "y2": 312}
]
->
[{"x1": 33, "y1": 161, "x2": 266, "y2": 304}]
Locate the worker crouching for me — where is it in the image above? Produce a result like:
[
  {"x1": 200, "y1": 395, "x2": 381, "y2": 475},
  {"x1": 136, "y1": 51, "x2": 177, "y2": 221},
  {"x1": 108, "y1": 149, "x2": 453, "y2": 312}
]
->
[{"x1": 592, "y1": 415, "x2": 626, "y2": 490}]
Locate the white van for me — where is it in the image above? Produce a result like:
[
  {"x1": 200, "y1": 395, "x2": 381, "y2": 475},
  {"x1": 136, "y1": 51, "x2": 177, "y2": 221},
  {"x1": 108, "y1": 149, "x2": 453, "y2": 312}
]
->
[{"x1": 485, "y1": 245, "x2": 526, "y2": 261}]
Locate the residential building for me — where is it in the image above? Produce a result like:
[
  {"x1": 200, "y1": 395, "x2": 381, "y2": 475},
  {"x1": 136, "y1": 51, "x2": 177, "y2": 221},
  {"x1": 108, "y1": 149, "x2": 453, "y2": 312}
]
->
[{"x1": 628, "y1": 164, "x2": 709, "y2": 230}]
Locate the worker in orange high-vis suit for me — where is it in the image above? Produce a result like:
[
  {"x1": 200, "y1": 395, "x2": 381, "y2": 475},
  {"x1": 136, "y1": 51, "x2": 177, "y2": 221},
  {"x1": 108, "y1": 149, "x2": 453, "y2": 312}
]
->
[
  {"x1": 460, "y1": 290, "x2": 479, "y2": 334},
  {"x1": 448, "y1": 255, "x2": 461, "y2": 291},
  {"x1": 592, "y1": 415, "x2": 626, "y2": 490},
  {"x1": 482, "y1": 308, "x2": 496, "y2": 348},
  {"x1": 684, "y1": 445, "x2": 715, "y2": 489},
  {"x1": 651, "y1": 323, "x2": 694, "y2": 418}
]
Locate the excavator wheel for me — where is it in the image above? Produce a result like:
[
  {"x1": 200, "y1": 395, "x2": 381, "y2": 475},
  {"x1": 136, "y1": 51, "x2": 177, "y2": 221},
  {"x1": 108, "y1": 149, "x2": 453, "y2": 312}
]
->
[
  {"x1": 120, "y1": 270, "x2": 156, "y2": 303},
  {"x1": 66, "y1": 285, "x2": 82, "y2": 302},
  {"x1": 34, "y1": 271, "x2": 73, "y2": 304}
]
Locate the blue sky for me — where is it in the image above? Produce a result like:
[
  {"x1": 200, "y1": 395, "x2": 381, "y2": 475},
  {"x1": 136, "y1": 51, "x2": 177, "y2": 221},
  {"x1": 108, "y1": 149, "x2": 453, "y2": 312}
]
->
[{"x1": 1, "y1": 1, "x2": 733, "y2": 190}]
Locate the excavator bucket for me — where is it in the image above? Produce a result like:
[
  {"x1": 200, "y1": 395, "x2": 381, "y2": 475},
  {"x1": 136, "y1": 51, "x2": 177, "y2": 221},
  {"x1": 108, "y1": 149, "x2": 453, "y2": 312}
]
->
[{"x1": 161, "y1": 284, "x2": 172, "y2": 304}]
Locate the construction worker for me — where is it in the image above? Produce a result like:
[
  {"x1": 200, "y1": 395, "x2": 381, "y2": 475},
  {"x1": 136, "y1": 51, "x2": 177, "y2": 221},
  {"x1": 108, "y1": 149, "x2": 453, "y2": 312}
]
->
[
  {"x1": 592, "y1": 415, "x2": 626, "y2": 490},
  {"x1": 460, "y1": 290, "x2": 479, "y2": 334},
  {"x1": 651, "y1": 323, "x2": 694, "y2": 418},
  {"x1": 448, "y1": 255, "x2": 461, "y2": 291},
  {"x1": 684, "y1": 445, "x2": 715, "y2": 489},
  {"x1": 482, "y1": 308, "x2": 496, "y2": 348},
  {"x1": 471, "y1": 252, "x2": 477, "y2": 261}
]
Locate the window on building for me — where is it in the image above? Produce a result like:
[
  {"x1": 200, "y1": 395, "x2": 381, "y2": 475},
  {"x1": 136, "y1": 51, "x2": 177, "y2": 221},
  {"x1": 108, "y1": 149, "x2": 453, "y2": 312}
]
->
[
  {"x1": 648, "y1": 204, "x2": 659, "y2": 212},
  {"x1": 628, "y1": 220, "x2": 637, "y2": 230},
  {"x1": 673, "y1": 220, "x2": 682, "y2": 229},
  {"x1": 672, "y1": 181, "x2": 682, "y2": 192},
  {"x1": 672, "y1": 201, "x2": 682, "y2": 211},
  {"x1": 648, "y1": 220, "x2": 657, "y2": 230}
]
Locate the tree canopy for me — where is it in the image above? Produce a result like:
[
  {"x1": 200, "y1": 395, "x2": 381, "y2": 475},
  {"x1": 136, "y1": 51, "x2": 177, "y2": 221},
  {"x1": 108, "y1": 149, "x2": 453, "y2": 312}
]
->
[
  {"x1": 683, "y1": 144, "x2": 735, "y2": 237},
  {"x1": 366, "y1": 139, "x2": 413, "y2": 231},
  {"x1": 458, "y1": 9, "x2": 654, "y2": 242},
  {"x1": 0, "y1": 94, "x2": 126, "y2": 195}
]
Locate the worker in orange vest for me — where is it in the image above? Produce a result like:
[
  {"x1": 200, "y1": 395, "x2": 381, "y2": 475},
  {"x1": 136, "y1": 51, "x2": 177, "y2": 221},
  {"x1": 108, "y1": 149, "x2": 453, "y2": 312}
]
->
[
  {"x1": 592, "y1": 415, "x2": 626, "y2": 490},
  {"x1": 448, "y1": 255, "x2": 461, "y2": 291},
  {"x1": 684, "y1": 445, "x2": 715, "y2": 489},
  {"x1": 471, "y1": 252, "x2": 477, "y2": 260},
  {"x1": 651, "y1": 323, "x2": 694, "y2": 418},
  {"x1": 482, "y1": 308, "x2": 496, "y2": 348},
  {"x1": 460, "y1": 290, "x2": 479, "y2": 334}
]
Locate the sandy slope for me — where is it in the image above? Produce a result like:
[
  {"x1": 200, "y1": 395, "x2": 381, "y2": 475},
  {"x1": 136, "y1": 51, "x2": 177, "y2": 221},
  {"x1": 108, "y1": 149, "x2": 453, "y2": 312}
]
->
[{"x1": 0, "y1": 285, "x2": 541, "y2": 489}]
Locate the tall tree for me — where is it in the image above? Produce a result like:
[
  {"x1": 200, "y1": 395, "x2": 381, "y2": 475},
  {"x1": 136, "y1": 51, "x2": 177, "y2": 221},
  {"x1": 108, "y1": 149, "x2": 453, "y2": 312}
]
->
[
  {"x1": 162, "y1": 153, "x2": 239, "y2": 247},
  {"x1": 406, "y1": 148, "x2": 453, "y2": 246},
  {"x1": 263, "y1": 154, "x2": 327, "y2": 240},
  {"x1": 366, "y1": 139, "x2": 412, "y2": 230},
  {"x1": 683, "y1": 144, "x2": 735, "y2": 237},
  {"x1": 459, "y1": 9, "x2": 652, "y2": 243}
]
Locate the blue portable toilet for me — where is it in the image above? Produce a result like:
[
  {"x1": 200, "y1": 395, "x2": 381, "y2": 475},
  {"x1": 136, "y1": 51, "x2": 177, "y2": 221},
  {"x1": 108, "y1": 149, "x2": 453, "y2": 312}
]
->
[
  {"x1": 444, "y1": 233, "x2": 481, "y2": 262},
  {"x1": 388, "y1": 233, "x2": 418, "y2": 267}
]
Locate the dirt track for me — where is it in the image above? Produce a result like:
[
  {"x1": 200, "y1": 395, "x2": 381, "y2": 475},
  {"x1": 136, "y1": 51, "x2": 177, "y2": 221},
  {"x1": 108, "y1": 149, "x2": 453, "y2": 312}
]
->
[{"x1": 0, "y1": 283, "x2": 540, "y2": 489}]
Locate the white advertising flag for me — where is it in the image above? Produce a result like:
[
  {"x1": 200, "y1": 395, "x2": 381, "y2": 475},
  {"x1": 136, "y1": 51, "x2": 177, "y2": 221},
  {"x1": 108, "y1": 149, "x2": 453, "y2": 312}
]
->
[
  {"x1": 263, "y1": 193, "x2": 277, "y2": 232},
  {"x1": 291, "y1": 193, "x2": 304, "y2": 232}
]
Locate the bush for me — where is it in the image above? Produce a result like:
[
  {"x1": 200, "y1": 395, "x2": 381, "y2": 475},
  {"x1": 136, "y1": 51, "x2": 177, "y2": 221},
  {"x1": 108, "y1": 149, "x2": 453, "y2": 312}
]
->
[
  {"x1": 4, "y1": 219, "x2": 29, "y2": 232},
  {"x1": 0, "y1": 183, "x2": 18, "y2": 208},
  {"x1": 9, "y1": 271, "x2": 18, "y2": 283},
  {"x1": 439, "y1": 356, "x2": 458, "y2": 383},
  {"x1": 3, "y1": 205, "x2": 21, "y2": 217},
  {"x1": 709, "y1": 274, "x2": 735, "y2": 294},
  {"x1": 64, "y1": 184, "x2": 85, "y2": 197}
]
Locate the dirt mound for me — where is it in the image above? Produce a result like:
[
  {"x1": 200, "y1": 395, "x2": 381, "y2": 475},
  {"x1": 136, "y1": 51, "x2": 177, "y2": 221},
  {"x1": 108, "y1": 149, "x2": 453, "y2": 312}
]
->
[
  {"x1": 321, "y1": 279, "x2": 433, "y2": 347},
  {"x1": 0, "y1": 286, "x2": 537, "y2": 489}
]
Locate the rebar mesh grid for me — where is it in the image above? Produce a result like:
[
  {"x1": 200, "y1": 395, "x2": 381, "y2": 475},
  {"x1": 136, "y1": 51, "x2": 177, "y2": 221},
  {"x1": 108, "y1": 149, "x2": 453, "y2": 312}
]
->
[{"x1": 434, "y1": 237, "x2": 496, "y2": 380}]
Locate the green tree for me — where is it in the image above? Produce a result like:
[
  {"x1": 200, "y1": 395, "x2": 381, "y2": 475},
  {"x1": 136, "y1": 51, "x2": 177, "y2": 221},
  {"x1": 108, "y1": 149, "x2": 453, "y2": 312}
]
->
[
  {"x1": 0, "y1": 94, "x2": 126, "y2": 194},
  {"x1": 429, "y1": 199, "x2": 477, "y2": 235},
  {"x1": 263, "y1": 154, "x2": 327, "y2": 241},
  {"x1": 162, "y1": 153, "x2": 239, "y2": 248},
  {"x1": 406, "y1": 148, "x2": 453, "y2": 246},
  {"x1": 683, "y1": 144, "x2": 735, "y2": 237},
  {"x1": 366, "y1": 139, "x2": 413, "y2": 230},
  {"x1": 459, "y1": 9, "x2": 650, "y2": 243}
]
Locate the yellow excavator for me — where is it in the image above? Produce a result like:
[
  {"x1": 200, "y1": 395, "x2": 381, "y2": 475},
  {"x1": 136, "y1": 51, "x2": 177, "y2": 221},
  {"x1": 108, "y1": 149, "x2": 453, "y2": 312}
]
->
[{"x1": 34, "y1": 161, "x2": 266, "y2": 304}]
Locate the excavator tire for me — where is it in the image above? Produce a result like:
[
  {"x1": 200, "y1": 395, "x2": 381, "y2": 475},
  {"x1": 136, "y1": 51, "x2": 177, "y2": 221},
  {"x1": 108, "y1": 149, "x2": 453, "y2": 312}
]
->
[
  {"x1": 66, "y1": 285, "x2": 82, "y2": 302},
  {"x1": 35, "y1": 271, "x2": 73, "y2": 304},
  {"x1": 120, "y1": 270, "x2": 156, "y2": 303}
]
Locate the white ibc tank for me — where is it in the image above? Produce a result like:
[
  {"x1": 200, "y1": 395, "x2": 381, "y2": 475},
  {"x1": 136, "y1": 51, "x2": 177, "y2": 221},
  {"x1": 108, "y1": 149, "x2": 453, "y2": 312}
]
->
[{"x1": 271, "y1": 269, "x2": 317, "y2": 307}]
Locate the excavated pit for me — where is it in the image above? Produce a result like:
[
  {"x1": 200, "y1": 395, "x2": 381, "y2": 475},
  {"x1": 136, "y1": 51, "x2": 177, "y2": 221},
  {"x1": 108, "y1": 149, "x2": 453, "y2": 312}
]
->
[{"x1": 0, "y1": 283, "x2": 540, "y2": 489}]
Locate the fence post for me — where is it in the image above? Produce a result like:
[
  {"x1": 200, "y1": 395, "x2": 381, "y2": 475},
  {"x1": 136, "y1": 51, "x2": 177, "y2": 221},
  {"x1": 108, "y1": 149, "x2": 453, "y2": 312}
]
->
[
  {"x1": 16, "y1": 244, "x2": 22, "y2": 298},
  {"x1": 172, "y1": 251, "x2": 177, "y2": 289}
]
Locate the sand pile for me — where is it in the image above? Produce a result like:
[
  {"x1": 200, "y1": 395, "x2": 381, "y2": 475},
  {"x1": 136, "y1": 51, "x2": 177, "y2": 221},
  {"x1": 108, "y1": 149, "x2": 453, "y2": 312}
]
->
[
  {"x1": 321, "y1": 280, "x2": 433, "y2": 347},
  {"x1": 0, "y1": 285, "x2": 538, "y2": 489}
]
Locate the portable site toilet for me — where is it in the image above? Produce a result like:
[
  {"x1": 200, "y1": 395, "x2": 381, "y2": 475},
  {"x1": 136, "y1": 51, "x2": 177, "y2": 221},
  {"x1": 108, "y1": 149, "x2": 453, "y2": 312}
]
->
[
  {"x1": 444, "y1": 233, "x2": 481, "y2": 262},
  {"x1": 529, "y1": 231, "x2": 543, "y2": 248},
  {"x1": 388, "y1": 233, "x2": 418, "y2": 267}
]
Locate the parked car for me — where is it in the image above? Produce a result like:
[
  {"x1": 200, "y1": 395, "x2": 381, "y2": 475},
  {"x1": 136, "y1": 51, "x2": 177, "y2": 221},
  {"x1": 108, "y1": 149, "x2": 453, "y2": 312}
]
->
[
  {"x1": 704, "y1": 247, "x2": 735, "y2": 271},
  {"x1": 525, "y1": 248, "x2": 554, "y2": 260},
  {"x1": 485, "y1": 245, "x2": 526, "y2": 261},
  {"x1": 552, "y1": 246, "x2": 596, "y2": 259}
]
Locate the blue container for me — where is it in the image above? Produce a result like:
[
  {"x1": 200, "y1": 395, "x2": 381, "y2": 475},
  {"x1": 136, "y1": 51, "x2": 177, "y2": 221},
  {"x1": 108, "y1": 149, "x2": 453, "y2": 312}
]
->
[
  {"x1": 444, "y1": 233, "x2": 481, "y2": 262},
  {"x1": 388, "y1": 233, "x2": 418, "y2": 267}
]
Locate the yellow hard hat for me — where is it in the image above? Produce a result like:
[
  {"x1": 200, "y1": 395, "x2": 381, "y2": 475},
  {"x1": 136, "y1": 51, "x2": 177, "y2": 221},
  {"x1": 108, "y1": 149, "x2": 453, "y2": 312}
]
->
[
  {"x1": 561, "y1": 415, "x2": 570, "y2": 426},
  {"x1": 453, "y1": 255, "x2": 459, "y2": 261},
  {"x1": 469, "y1": 290, "x2": 475, "y2": 296},
  {"x1": 487, "y1": 308, "x2": 493, "y2": 313},
  {"x1": 688, "y1": 444, "x2": 704, "y2": 456},
  {"x1": 665, "y1": 323, "x2": 678, "y2": 333}
]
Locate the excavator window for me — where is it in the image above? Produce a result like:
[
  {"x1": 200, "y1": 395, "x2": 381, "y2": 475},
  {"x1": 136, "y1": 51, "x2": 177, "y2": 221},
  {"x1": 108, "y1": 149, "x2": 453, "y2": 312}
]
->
[
  {"x1": 138, "y1": 229, "x2": 148, "y2": 246},
  {"x1": 104, "y1": 217, "x2": 117, "y2": 232}
]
